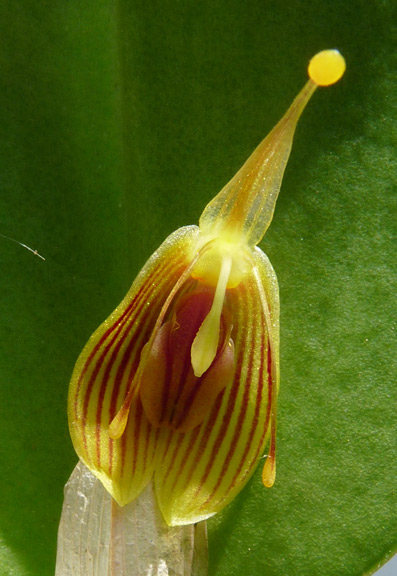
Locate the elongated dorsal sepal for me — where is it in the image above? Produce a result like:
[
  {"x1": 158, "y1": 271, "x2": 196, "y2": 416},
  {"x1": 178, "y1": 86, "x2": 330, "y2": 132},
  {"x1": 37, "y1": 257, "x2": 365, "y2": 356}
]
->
[{"x1": 199, "y1": 50, "x2": 345, "y2": 247}]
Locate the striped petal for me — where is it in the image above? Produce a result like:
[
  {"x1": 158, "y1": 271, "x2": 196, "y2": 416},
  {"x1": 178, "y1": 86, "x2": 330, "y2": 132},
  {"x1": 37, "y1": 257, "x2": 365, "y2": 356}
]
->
[
  {"x1": 153, "y1": 247, "x2": 279, "y2": 525},
  {"x1": 68, "y1": 225, "x2": 200, "y2": 505}
]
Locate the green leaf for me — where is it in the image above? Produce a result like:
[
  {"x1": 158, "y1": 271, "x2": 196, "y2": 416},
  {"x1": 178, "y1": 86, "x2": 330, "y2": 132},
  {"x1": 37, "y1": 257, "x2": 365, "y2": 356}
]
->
[{"x1": 0, "y1": 1, "x2": 395, "y2": 575}]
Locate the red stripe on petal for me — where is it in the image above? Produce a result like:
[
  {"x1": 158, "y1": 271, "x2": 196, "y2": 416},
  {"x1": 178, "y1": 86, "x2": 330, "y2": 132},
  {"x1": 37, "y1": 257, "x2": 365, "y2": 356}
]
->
[
  {"x1": 197, "y1": 290, "x2": 259, "y2": 505},
  {"x1": 202, "y1": 307, "x2": 270, "y2": 510},
  {"x1": 196, "y1": 278, "x2": 275, "y2": 512},
  {"x1": 185, "y1": 293, "x2": 249, "y2": 503},
  {"x1": 79, "y1": 252, "x2": 182, "y2": 466},
  {"x1": 74, "y1": 295, "x2": 138, "y2": 419},
  {"x1": 168, "y1": 393, "x2": 223, "y2": 494}
]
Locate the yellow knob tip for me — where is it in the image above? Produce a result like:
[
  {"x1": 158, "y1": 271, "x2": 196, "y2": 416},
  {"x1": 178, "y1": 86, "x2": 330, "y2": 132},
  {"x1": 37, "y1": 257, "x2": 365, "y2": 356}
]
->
[{"x1": 308, "y1": 49, "x2": 346, "y2": 86}]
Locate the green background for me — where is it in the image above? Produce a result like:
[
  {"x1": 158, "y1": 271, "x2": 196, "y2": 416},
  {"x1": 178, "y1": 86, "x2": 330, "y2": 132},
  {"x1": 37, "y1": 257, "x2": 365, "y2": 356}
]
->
[{"x1": 0, "y1": 1, "x2": 395, "y2": 575}]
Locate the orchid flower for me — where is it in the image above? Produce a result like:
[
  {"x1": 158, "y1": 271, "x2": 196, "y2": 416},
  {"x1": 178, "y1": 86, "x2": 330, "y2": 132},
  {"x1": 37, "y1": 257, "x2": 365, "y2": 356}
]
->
[{"x1": 64, "y1": 49, "x2": 345, "y2": 551}]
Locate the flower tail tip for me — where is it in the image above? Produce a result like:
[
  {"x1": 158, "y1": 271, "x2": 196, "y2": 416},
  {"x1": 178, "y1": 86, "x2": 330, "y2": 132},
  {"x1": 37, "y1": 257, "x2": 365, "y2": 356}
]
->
[
  {"x1": 308, "y1": 49, "x2": 345, "y2": 87},
  {"x1": 262, "y1": 455, "x2": 276, "y2": 488}
]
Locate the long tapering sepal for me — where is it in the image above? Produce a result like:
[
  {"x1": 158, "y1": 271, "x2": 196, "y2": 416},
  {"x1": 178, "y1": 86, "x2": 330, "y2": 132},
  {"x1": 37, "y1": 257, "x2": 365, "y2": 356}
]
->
[{"x1": 199, "y1": 49, "x2": 346, "y2": 247}]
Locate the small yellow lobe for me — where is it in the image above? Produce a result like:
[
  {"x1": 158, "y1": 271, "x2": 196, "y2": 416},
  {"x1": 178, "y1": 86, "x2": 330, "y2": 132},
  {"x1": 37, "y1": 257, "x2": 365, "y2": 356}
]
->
[
  {"x1": 191, "y1": 254, "x2": 232, "y2": 377},
  {"x1": 262, "y1": 455, "x2": 276, "y2": 488},
  {"x1": 308, "y1": 49, "x2": 346, "y2": 86},
  {"x1": 109, "y1": 404, "x2": 129, "y2": 439}
]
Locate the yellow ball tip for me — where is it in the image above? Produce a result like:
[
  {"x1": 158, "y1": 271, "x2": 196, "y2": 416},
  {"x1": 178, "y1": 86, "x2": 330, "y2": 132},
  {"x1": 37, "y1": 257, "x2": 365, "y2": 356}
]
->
[{"x1": 308, "y1": 49, "x2": 346, "y2": 86}]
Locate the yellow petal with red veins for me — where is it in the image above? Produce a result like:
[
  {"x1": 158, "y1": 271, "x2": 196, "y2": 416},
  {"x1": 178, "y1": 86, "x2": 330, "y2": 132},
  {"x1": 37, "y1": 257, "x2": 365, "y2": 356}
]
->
[
  {"x1": 154, "y1": 248, "x2": 279, "y2": 525},
  {"x1": 68, "y1": 226, "x2": 200, "y2": 505}
]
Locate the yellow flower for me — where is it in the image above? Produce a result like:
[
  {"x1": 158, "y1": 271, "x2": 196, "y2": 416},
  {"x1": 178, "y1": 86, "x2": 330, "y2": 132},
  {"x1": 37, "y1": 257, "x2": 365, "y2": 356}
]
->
[{"x1": 68, "y1": 50, "x2": 345, "y2": 526}]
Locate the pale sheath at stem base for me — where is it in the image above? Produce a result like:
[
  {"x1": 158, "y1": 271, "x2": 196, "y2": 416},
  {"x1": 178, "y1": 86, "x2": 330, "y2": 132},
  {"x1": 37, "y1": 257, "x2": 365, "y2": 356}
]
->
[{"x1": 55, "y1": 461, "x2": 208, "y2": 576}]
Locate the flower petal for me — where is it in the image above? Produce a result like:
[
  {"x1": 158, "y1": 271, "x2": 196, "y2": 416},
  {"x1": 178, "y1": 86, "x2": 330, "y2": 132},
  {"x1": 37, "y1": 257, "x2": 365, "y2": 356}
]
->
[
  {"x1": 154, "y1": 248, "x2": 279, "y2": 525},
  {"x1": 68, "y1": 225, "x2": 200, "y2": 505}
]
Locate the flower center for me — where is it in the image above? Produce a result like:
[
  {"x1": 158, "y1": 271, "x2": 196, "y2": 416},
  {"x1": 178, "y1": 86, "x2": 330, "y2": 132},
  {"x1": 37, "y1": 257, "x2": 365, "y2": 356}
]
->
[
  {"x1": 139, "y1": 287, "x2": 234, "y2": 432},
  {"x1": 191, "y1": 238, "x2": 251, "y2": 288}
]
